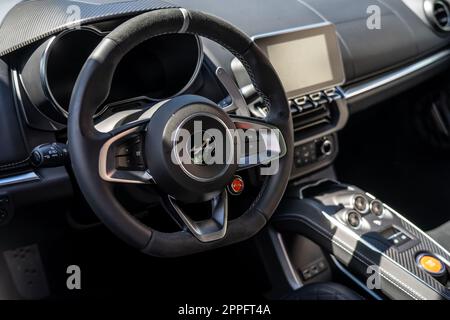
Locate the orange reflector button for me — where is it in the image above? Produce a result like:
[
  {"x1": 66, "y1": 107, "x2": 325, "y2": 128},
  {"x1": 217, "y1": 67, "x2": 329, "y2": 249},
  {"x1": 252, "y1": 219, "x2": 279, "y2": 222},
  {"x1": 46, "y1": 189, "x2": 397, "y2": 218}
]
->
[
  {"x1": 228, "y1": 176, "x2": 244, "y2": 195},
  {"x1": 417, "y1": 254, "x2": 445, "y2": 275}
]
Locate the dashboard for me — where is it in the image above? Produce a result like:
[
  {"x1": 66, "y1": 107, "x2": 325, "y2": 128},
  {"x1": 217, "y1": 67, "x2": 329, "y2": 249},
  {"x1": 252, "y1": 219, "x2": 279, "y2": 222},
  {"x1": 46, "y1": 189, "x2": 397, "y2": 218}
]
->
[
  {"x1": 1, "y1": 0, "x2": 449, "y2": 122},
  {"x1": 1, "y1": 0, "x2": 450, "y2": 206}
]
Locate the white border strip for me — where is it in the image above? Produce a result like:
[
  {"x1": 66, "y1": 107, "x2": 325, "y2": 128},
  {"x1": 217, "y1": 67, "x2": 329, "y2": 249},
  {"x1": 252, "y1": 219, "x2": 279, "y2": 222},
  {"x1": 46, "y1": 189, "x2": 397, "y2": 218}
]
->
[
  {"x1": 0, "y1": 172, "x2": 39, "y2": 188},
  {"x1": 345, "y1": 49, "x2": 450, "y2": 99}
]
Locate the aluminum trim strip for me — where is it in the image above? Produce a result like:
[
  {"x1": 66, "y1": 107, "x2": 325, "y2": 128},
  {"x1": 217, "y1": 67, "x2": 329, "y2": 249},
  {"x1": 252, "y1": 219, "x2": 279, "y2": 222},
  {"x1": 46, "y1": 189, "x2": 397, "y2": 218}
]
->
[
  {"x1": 0, "y1": 172, "x2": 39, "y2": 187},
  {"x1": 344, "y1": 49, "x2": 450, "y2": 100},
  {"x1": 251, "y1": 22, "x2": 332, "y2": 41}
]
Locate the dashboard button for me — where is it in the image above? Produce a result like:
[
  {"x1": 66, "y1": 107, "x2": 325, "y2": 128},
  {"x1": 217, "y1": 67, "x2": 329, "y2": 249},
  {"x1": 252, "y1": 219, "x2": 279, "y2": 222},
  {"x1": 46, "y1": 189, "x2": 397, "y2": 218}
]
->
[
  {"x1": 324, "y1": 88, "x2": 337, "y2": 97},
  {"x1": 294, "y1": 96, "x2": 307, "y2": 106},
  {"x1": 228, "y1": 175, "x2": 244, "y2": 195},
  {"x1": 417, "y1": 254, "x2": 446, "y2": 275},
  {"x1": 388, "y1": 231, "x2": 411, "y2": 247},
  {"x1": 309, "y1": 92, "x2": 322, "y2": 101},
  {"x1": 319, "y1": 139, "x2": 333, "y2": 156}
]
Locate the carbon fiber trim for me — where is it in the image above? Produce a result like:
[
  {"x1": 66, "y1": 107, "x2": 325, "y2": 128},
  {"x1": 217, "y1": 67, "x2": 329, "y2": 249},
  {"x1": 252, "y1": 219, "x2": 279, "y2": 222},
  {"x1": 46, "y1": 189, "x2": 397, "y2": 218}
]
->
[
  {"x1": 385, "y1": 210, "x2": 450, "y2": 299},
  {"x1": 0, "y1": 0, "x2": 178, "y2": 56}
]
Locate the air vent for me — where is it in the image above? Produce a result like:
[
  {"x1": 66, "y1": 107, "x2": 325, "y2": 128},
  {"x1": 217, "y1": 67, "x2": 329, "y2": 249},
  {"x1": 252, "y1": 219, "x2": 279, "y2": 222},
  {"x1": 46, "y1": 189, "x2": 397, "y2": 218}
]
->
[
  {"x1": 425, "y1": 0, "x2": 450, "y2": 32},
  {"x1": 291, "y1": 104, "x2": 332, "y2": 134}
]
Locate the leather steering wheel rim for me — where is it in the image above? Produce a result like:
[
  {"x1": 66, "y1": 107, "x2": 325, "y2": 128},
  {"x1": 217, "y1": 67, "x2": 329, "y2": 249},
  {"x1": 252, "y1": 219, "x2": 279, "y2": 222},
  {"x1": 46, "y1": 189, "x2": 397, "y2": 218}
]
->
[{"x1": 68, "y1": 8, "x2": 293, "y2": 257}]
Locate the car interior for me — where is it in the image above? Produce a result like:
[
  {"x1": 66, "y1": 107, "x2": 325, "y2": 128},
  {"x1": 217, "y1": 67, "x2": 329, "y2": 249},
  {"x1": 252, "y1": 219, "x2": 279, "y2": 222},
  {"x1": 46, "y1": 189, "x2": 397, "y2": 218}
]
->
[{"x1": 1, "y1": 0, "x2": 450, "y2": 301}]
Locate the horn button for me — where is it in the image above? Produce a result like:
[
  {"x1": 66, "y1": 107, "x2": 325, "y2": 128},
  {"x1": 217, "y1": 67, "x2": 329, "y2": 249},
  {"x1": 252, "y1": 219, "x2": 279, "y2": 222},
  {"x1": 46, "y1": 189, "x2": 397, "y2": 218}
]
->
[{"x1": 145, "y1": 96, "x2": 238, "y2": 203}]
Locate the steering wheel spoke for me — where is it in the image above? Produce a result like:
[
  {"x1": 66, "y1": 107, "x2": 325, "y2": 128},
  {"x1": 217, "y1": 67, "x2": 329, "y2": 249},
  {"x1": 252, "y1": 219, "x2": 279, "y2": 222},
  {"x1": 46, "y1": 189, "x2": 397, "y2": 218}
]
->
[
  {"x1": 230, "y1": 116, "x2": 287, "y2": 172},
  {"x1": 98, "y1": 121, "x2": 154, "y2": 184},
  {"x1": 166, "y1": 190, "x2": 228, "y2": 242}
]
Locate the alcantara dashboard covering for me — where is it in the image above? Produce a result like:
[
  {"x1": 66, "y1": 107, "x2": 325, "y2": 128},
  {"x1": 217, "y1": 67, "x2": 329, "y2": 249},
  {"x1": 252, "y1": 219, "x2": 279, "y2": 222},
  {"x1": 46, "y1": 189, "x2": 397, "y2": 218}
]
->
[
  {"x1": 170, "y1": 0, "x2": 450, "y2": 83},
  {"x1": 1, "y1": 0, "x2": 449, "y2": 82},
  {"x1": 0, "y1": 0, "x2": 177, "y2": 56}
]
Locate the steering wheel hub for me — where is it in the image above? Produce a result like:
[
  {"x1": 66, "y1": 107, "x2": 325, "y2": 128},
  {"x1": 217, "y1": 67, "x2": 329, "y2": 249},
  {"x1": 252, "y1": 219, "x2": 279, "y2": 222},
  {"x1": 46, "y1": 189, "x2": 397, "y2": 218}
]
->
[{"x1": 145, "y1": 95, "x2": 238, "y2": 203}]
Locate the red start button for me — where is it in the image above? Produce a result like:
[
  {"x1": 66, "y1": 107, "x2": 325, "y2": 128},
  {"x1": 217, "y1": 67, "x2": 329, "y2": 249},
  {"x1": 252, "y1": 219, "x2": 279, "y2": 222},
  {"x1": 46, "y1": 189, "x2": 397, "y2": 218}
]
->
[{"x1": 228, "y1": 176, "x2": 244, "y2": 195}]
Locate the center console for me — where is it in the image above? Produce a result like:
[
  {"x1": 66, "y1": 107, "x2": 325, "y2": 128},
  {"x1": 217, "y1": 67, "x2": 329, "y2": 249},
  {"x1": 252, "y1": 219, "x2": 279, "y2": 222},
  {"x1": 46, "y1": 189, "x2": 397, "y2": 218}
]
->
[{"x1": 272, "y1": 180, "x2": 450, "y2": 300}]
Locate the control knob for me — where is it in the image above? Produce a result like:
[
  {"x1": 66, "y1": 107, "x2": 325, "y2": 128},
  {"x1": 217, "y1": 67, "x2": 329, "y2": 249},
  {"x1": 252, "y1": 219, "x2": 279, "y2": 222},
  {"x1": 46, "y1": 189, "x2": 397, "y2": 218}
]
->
[
  {"x1": 346, "y1": 211, "x2": 362, "y2": 228},
  {"x1": 318, "y1": 138, "x2": 333, "y2": 156}
]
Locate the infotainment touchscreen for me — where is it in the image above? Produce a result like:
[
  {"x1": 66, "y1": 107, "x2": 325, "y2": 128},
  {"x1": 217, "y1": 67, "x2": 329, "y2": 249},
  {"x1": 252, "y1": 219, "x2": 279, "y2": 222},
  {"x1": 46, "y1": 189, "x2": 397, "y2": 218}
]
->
[{"x1": 254, "y1": 23, "x2": 345, "y2": 99}]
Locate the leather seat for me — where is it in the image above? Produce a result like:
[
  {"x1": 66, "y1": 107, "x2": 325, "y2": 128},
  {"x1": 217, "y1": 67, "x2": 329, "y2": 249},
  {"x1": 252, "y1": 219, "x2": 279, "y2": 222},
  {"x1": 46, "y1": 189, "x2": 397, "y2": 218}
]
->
[{"x1": 284, "y1": 282, "x2": 363, "y2": 300}]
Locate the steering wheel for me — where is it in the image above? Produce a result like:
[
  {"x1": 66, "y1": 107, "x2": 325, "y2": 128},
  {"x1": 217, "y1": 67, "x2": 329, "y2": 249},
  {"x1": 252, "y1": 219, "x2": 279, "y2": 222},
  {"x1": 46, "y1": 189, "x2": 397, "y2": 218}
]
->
[{"x1": 68, "y1": 8, "x2": 293, "y2": 257}]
